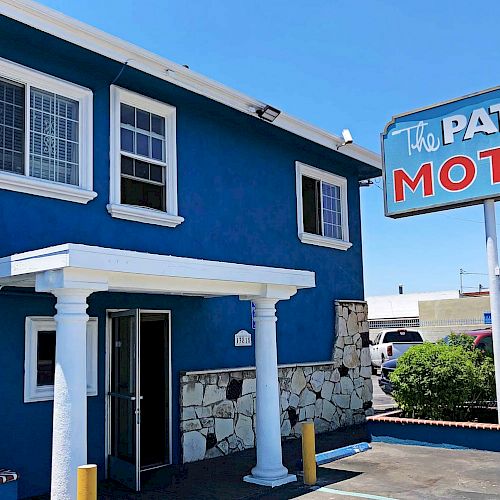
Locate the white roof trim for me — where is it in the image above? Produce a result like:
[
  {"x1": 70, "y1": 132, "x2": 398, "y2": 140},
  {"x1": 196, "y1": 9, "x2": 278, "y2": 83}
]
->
[
  {"x1": 0, "y1": 0, "x2": 381, "y2": 170},
  {"x1": 0, "y1": 244, "x2": 315, "y2": 298}
]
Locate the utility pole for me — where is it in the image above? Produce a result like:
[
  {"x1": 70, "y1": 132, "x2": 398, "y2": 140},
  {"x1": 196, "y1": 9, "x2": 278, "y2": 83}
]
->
[{"x1": 483, "y1": 200, "x2": 500, "y2": 423}]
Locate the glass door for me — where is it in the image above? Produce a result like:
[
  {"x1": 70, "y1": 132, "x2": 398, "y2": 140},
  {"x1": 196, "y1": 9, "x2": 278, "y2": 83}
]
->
[{"x1": 108, "y1": 309, "x2": 141, "y2": 491}]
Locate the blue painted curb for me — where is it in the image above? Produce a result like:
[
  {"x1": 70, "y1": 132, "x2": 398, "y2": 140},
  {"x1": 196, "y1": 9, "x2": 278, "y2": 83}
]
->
[
  {"x1": 368, "y1": 421, "x2": 500, "y2": 452},
  {"x1": 315, "y1": 442, "x2": 372, "y2": 465}
]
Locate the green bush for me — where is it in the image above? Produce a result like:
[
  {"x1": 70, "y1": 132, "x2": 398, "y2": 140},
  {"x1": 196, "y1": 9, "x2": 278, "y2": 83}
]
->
[
  {"x1": 438, "y1": 332, "x2": 475, "y2": 351},
  {"x1": 390, "y1": 342, "x2": 496, "y2": 421}
]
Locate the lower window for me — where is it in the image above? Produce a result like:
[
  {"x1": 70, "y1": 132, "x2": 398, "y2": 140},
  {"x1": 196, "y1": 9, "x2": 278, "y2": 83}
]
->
[
  {"x1": 120, "y1": 156, "x2": 165, "y2": 211},
  {"x1": 24, "y1": 316, "x2": 98, "y2": 403}
]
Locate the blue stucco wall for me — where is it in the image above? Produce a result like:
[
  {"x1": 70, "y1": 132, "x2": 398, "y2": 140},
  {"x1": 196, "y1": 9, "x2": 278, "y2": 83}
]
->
[
  {"x1": 0, "y1": 289, "x2": 262, "y2": 498},
  {"x1": 0, "y1": 15, "x2": 372, "y2": 498}
]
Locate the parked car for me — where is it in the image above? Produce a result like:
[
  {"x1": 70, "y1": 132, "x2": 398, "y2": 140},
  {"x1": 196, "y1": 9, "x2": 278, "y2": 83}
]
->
[
  {"x1": 370, "y1": 329, "x2": 424, "y2": 373},
  {"x1": 379, "y1": 358, "x2": 397, "y2": 395},
  {"x1": 444, "y1": 328, "x2": 493, "y2": 356}
]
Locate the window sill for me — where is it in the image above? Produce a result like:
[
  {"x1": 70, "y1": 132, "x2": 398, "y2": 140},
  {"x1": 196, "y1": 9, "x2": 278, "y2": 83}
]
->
[
  {"x1": 0, "y1": 172, "x2": 96, "y2": 204},
  {"x1": 299, "y1": 232, "x2": 352, "y2": 251},
  {"x1": 25, "y1": 386, "x2": 97, "y2": 403},
  {"x1": 107, "y1": 203, "x2": 184, "y2": 227}
]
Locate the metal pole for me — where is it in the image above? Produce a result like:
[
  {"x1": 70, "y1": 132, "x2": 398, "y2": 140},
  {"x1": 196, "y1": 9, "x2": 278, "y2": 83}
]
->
[{"x1": 483, "y1": 199, "x2": 500, "y2": 422}]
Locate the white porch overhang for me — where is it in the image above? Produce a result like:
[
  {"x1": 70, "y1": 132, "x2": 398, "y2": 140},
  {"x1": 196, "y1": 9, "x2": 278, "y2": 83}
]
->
[
  {"x1": 0, "y1": 243, "x2": 315, "y2": 299},
  {"x1": 0, "y1": 243, "x2": 315, "y2": 498}
]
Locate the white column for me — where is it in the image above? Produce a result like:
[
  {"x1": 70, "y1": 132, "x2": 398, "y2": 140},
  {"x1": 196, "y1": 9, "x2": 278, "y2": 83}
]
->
[
  {"x1": 51, "y1": 288, "x2": 92, "y2": 500},
  {"x1": 36, "y1": 269, "x2": 107, "y2": 500},
  {"x1": 484, "y1": 200, "x2": 500, "y2": 422},
  {"x1": 244, "y1": 298, "x2": 296, "y2": 487}
]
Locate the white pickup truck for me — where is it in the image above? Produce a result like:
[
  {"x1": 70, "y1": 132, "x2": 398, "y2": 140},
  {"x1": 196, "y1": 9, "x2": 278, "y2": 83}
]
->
[{"x1": 370, "y1": 329, "x2": 424, "y2": 372}]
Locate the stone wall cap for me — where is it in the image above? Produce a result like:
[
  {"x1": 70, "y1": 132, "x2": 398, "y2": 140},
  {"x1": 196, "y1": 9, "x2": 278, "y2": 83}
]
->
[
  {"x1": 335, "y1": 300, "x2": 367, "y2": 304},
  {"x1": 181, "y1": 360, "x2": 337, "y2": 377}
]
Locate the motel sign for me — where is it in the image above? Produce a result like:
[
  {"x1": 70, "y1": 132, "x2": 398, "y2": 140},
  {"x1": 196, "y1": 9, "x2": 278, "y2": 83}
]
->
[
  {"x1": 383, "y1": 87, "x2": 500, "y2": 217},
  {"x1": 382, "y1": 86, "x2": 500, "y2": 421}
]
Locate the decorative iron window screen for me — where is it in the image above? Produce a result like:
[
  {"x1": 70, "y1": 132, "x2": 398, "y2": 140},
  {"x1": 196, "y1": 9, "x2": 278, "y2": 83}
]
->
[
  {"x1": 30, "y1": 88, "x2": 79, "y2": 185},
  {"x1": 0, "y1": 58, "x2": 94, "y2": 202}
]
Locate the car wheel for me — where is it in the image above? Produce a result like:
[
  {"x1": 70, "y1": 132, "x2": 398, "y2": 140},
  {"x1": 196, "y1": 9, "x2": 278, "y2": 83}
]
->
[{"x1": 372, "y1": 364, "x2": 378, "y2": 375}]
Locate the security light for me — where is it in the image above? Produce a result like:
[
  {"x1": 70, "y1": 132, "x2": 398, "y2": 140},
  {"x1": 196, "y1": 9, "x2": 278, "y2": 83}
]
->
[
  {"x1": 359, "y1": 179, "x2": 373, "y2": 187},
  {"x1": 256, "y1": 105, "x2": 281, "y2": 122},
  {"x1": 337, "y1": 128, "x2": 353, "y2": 149},
  {"x1": 341, "y1": 128, "x2": 353, "y2": 145}
]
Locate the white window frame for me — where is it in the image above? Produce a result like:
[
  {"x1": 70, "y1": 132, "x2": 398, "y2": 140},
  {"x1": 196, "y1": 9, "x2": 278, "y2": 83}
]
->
[
  {"x1": 24, "y1": 316, "x2": 98, "y2": 403},
  {"x1": 295, "y1": 161, "x2": 352, "y2": 250},
  {"x1": 0, "y1": 57, "x2": 95, "y2": 204},
  {"x1": 108, "y1": 85, "x2": 183, "y2": 227}
]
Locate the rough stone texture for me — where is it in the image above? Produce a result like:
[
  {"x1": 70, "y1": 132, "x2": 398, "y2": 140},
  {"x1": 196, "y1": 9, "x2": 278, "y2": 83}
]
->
[
  {"x1": 179, "y1": 300, "x2": 372, "y2": 463},
  {"x1": 182, "y1": 431, "x2": 206, "y2": 463}
]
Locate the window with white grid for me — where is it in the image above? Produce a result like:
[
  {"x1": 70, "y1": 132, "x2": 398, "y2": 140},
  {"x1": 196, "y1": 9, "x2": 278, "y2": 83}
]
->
[
  {"x1": 322, "y1": 181, "x2": 343, "y2": 240},
  {"x1": 108, "y1": 86, "x2": 183, "y2": 228},
  {"x1": 295, "y1": 161, "x2": 351, "y2": 251},
  {"x1": 0, "y1": 57, "x2": 94, "y2": 204}
]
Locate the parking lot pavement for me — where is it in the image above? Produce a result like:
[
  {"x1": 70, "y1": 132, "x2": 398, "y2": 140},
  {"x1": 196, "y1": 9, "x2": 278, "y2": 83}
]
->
[
  {"x1": 372, "y1": 374, "x2": 396, "y2": 412},
  {"x1": 297, "y1": 442, "x2": 500, "y2": 500}
]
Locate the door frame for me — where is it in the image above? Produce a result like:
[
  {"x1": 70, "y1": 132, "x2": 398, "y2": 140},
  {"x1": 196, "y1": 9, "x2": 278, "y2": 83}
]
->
[{"x1": 105, "y1": 309, "x2": 173, "y2": 478}]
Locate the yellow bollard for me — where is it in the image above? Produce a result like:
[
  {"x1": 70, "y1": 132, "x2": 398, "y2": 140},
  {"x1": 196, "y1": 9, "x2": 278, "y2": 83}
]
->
[
  {"x1": 77, "y1": 464, "x2": 97, "y2": 500},
  {"x1": 301, "y1": 421, "x2": 316, "y2": 485}
]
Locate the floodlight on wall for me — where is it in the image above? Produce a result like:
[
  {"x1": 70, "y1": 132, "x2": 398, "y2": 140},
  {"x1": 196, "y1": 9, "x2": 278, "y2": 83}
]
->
[
  {"x1": 256, "y1": 105, "x2": 281, "y2": 122},
  {"x1": 336, "y1": 128, "x2": 353, "y2": 149},
  {"x1": 359, "y1": 179, "x2": 373, "y2": 187}
]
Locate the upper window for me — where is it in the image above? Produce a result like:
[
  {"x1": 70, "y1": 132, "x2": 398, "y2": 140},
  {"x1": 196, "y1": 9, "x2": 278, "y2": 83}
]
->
[
  {"x1": 295, "y1": 161, "x2": 351, "y2": 250},
  {"x1": 108, "y1": 86, "x2": 183, "y2": 227},
  {"x1": 24, "y1": 317, "x2": 98, "y2": 403},
  {"x1": 0, "y1": 58, "x2": 94, "y2": 203}
]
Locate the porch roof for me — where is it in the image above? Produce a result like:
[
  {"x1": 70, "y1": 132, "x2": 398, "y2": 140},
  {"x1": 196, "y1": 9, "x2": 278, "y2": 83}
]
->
[{"x1": 0, "y1": 244, "x2": 315, "y2": 298}]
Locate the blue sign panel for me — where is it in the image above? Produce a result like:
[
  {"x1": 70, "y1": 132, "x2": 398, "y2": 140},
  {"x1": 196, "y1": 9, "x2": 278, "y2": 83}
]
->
[
  {"x1": 251, "y1": 301, "x2": 256, "y2": 330},
  {"x1": 484, "y1": 312, "x2": 492, "y2": 325},
  {"x1": 382, "y1": 87, "x2": 500, "y2": 217}
]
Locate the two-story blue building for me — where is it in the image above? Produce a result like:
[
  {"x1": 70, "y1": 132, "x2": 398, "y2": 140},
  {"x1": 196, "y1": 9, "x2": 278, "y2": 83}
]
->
[{"x1": 0, "y1": 1, "x2": 381, "y2": 498}]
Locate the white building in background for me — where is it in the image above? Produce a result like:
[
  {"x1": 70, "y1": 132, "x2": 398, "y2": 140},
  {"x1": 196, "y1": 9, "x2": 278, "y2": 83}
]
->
[
  {"x1": 365, "y1": 290, "x2": 491, "y2": 342},
  {"x1": 367, "y1": 290, "x2": 459, "y2": 328}
]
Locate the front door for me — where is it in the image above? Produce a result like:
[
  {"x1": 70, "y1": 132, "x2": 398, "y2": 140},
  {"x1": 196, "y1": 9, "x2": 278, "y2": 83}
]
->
[{"x1": 108, "y1": 310, "x2": 170, "y2": 491}]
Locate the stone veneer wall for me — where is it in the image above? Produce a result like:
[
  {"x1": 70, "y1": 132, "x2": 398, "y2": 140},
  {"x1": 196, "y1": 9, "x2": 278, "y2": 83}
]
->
[{"x1": 180, "y1": 300, "x2": 372, "y2": 463}]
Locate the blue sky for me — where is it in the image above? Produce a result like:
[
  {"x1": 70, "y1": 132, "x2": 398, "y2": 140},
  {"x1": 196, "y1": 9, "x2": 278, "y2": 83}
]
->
[{"x1": 37, "y1": 0, "x2": 500, "y2": 296}]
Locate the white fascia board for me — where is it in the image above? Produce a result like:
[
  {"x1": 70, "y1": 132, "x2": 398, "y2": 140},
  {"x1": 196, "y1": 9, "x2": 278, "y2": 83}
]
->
[
  {"x1": 0, "y1": 0, "x2": 381, "y2": 170},
  {"x1": 66, "y1": 244, "x2": 316, "y2": 289},
  {"x1": 0, "y1": 244, "x2": 71, "y2": 278},
  {"x1": 0, "y1": 244, "x2": 316, "y2": 290}
]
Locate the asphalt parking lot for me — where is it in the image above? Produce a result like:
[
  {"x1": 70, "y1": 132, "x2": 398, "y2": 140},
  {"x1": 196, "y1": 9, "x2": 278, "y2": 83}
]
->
[
  {"x1": 87, "y1": 430, "x2": 500, "y2": 500},
  {"x1": 372, "y1": 374, "x2": 396, "y2": 412},
  {"x1": 298, "y1": 442, "x2": 500, "y2": 500}
]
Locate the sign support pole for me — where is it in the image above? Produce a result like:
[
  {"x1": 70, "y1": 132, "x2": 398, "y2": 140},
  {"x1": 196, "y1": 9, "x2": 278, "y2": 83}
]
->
[{"x1": 483, "y1": 199, "x2": 500, "y2": 422}]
